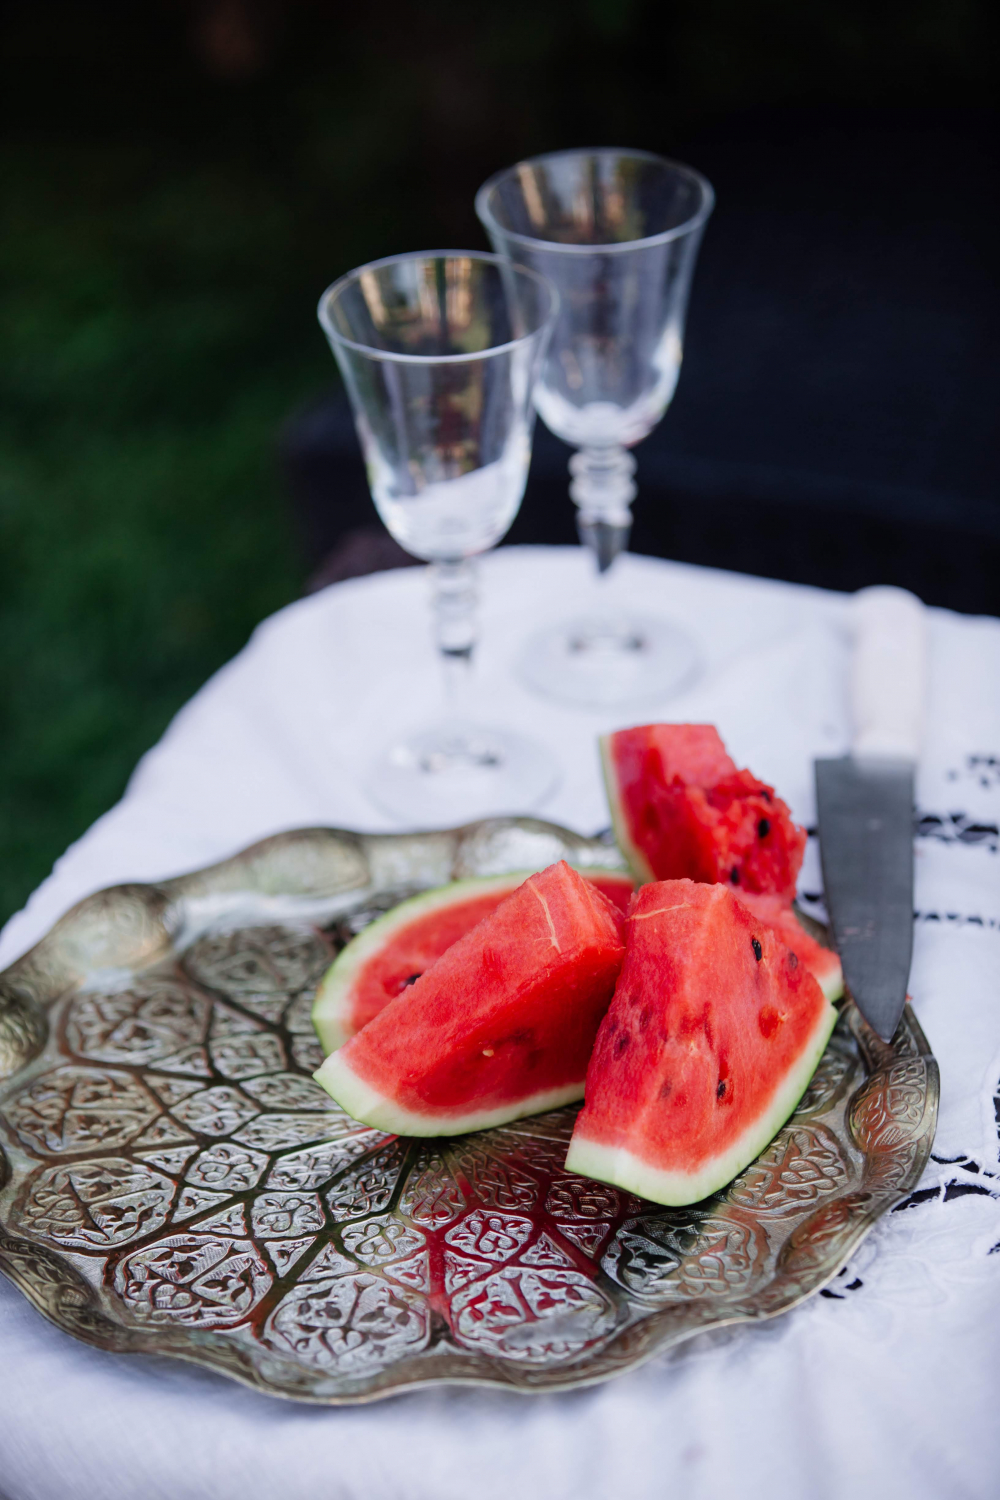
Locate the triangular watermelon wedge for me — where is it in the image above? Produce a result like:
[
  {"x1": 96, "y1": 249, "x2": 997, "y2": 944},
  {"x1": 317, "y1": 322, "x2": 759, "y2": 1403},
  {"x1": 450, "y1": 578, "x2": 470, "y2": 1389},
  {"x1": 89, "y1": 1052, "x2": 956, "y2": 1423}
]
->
[
  {"x1": 314, "y1": 862, "x2": 627, "y2": 1136},
  {"x1": 312, "y1": 868, "x2": 635, "y2": 1052},
  {"x1": 600, "y1": 722, "x2": 807, "y2": 899},
  {"x1": 566, "y1": 880, "x2": 838, "y2": 1206}
]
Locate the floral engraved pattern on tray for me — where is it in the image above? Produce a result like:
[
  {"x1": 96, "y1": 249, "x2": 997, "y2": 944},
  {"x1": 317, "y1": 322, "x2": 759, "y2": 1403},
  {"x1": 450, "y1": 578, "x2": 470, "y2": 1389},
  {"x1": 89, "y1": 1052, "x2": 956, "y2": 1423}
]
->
[
  {"x1": 451, "y1": 1265, "x2": 619, "y2": 1363},
  {"x1": 544, "y1": 1176, "x2": 623, "y2": 1221},
  {"x1": 3, "y1": 1068, "x2": 160, "y2": 1155},
  {"x1": 554, "y1": 1221, "x2": 612, "y2": 1258},
  {"x1": 169, "y1": 1086, "x2": 259, "y2": 1138},
  {"x1": 727, "y1": 1124, "x2": 850, "y2": 1217},
  {"x1": 793, "y1": 1039, "x2": 860, "y2": 1118},
  {"x1": 849, "y1": 1058, "x2": 930, "y2": 1155},
  {"x1": 445, "y1": 1209, "x2": 534, "y2": 1263},
  {"x1": 450, "y1": 1144, "x2": 539, "y2": 1210},
  {"x1": 18, "y1": 1157, "x2": 176, "y2": 1250},
  {"x1": 777, "y1": 1193, "x2": 877, "y2": 1283},
  {"x1": 239, "y1": 1073, "x2": 333, "y2": 1112},
  {"x1": 62, "y1": 983, "x2": 210, "y2": 1068},
  {"x1": 113, "y1": 1233, "x2": 272, "y2": 1327},
  {"x1": 265, "y1": 1135, "x2": 382, "y2": 1193},
  {"x1": 0, "y1": 823, "x2": 939, "y2": 1402},
  {"x1": 324, "y1": 1142, "x2": 410, "y2": 1220},
  {"x1": 603, "y1": 1212, "x2": 768, "y2": 1303},
  {"x1": 342, "y1": 1215, "x2": 425, "y2": 1267},
  {"x1": 182, "y1": 926, "x2": 333, "y2": 1001},
  {"x1": 185, "y1": 1142, "x2": 270, "y2": 1193},
  {"x1": 398, "y1": 1151, "x2": 466, "y2": 1227},
  {"x1": 262, "y1": 1272, "x2": 429, "y2": 1372},
  {"x1": 251, "y1": 1191, "x2": 325, "y2": 1240},
  {"x1": 208, "y1": 1033, "x2": 287, "y2": 1081},
  {"x1": 231, "y1": 1114, "x2": 336, "y2": 1153}
]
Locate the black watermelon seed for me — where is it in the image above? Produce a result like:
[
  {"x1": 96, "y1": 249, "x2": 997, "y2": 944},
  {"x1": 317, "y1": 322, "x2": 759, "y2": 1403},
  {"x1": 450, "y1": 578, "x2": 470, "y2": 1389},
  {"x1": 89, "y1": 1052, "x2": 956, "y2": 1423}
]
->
[
  {"x1": 751, "y1": 937, "x2": 762, "y2": 962},
  {"x1": 788, "y1": 951, "x2": 799, "y2": 969},
  {"x1": 614, "y1": 1033, "x2": 630, "y2": 1057},
  {"x1": 404, "y1": 973, "x2": 421, "y2": 986},
  {"x1": 758, "y1": 818, "x2": 771, "y2": 838},
  {"x1": 761, "y1": 789, "x2": 773, "y2": 803},
  {"x1": 717, "y1": 1080, "x2": 726, "y2": 1098},
  {"x1": 730, "y1": 866, "x2": 740, "y2": 884}
]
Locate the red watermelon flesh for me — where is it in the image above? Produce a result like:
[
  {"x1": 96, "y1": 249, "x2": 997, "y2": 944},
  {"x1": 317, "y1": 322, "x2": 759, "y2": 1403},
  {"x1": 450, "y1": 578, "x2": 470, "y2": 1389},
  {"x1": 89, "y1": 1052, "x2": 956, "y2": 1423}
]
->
[
  {"x1": 311, "y1": 868, "x2": 635, "y2": 1053},
  {"x1": 736, "y1": 891, "x2": 843, "y2": 1003},
  {"x1": 581, "y1": 870, "x2": 636, "y2": 915},
  {"x1": 565, "y1": 879, "x2": 837, "y2": 1206},
  {"x1": 314, "y1": 861, "x2": 627, "y2": 1136},
  {"x1": 601, "y1": 722, "x2": 807, "y2": 900}
]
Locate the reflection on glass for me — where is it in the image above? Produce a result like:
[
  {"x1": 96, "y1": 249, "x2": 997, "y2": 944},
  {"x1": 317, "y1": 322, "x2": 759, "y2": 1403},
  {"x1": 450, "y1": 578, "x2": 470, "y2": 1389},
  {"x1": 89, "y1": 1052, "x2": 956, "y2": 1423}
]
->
[
  {"x1": 318, "y1": 251, "x2": 559, "y2": 824},
  {"x1": 476, "y1": 149, "x2": 714, "y2": 707}
]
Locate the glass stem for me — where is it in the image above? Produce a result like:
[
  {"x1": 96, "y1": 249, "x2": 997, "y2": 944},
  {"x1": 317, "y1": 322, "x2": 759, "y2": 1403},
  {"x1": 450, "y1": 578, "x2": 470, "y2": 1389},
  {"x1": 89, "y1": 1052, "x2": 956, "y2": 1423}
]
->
[
  {"x1": 432, "y1": 558, "x2": 477, "y2": 721},
  {"x1": 570, "y1": 445, "x2": 637, "y2": 575}
]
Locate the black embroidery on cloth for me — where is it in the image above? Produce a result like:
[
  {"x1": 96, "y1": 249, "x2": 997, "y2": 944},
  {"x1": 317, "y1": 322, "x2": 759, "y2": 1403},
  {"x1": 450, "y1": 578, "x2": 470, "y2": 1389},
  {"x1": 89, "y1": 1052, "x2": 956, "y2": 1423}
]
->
[
  {"x1": 915, "y1": 813, "x2": 998, "y2": 854},
  {"x1": 947, "y1": 755, "x2": 1000, "y2": 790}
]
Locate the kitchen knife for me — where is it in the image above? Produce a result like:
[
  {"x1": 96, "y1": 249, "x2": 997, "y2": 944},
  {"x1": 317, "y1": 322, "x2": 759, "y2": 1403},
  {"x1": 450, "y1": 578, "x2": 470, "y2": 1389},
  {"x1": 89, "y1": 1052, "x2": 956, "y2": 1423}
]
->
[{"x1": 815, "y1": 586, "x2": 926, "y2": 1041}]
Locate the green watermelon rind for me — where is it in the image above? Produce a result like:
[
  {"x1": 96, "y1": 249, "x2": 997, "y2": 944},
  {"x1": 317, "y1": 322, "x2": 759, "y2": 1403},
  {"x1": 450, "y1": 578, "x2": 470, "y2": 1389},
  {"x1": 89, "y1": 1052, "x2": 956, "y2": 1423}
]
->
[
  {"x1": 565, "y1": 995, "x2": 839, "y2": 1207},
  {"x1": 311, "y1": 872, "x2": 530, "y2": 1055},
  {"x1": 311, "y1": 866, "x2": 635, "y2": 1056},
  {"x1": 314, "y1": 1048, "x2": 586, "y2": 1137},
  {"x1": 599, "y1": 734, "x2": 656, "y2": 884}
]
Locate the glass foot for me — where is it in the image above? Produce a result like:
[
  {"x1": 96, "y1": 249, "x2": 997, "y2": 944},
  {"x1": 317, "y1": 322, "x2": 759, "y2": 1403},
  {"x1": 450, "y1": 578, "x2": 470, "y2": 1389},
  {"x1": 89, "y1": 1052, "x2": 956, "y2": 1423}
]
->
[
  {"x1": 364, "y1": 720, "x2": 560, "y2": 826},
  {"x1": 517, "y1": 613, "x2": 700, "y2": 708}
]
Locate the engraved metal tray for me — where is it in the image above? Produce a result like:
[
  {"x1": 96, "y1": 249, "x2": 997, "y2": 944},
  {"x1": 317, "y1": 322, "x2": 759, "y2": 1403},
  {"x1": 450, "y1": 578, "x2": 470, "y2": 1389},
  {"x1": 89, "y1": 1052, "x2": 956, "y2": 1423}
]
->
[{"x1": 0, "y1": 819, "x2": 938, "y2": 1403}]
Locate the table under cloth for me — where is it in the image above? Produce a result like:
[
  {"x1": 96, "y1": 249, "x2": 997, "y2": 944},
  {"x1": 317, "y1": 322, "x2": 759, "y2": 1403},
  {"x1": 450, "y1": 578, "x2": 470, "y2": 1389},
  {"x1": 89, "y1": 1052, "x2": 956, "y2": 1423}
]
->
[{"x1": 0, "y1": 545, "x2": 998, "y2": 1500}]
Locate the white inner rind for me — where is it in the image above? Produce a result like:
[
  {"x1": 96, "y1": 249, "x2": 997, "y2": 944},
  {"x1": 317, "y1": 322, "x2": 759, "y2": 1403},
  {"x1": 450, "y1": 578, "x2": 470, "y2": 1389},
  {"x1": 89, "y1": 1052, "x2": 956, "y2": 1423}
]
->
[
  {"x1": 818, "y1": 964, "x2": 844, "y2": 1004},
  {"x1": 599, "y1": 735, "x2": 655, "y2": 885},
  {"x1": 565, "y1": 998, "x2": 839, "y2": 1207},
  {"x1": 314, "y1": 1049, "x2": 585, "y2": 1137},
  {"x1": 311, "y1": 872, "x2": 528, "y2": 1053}
]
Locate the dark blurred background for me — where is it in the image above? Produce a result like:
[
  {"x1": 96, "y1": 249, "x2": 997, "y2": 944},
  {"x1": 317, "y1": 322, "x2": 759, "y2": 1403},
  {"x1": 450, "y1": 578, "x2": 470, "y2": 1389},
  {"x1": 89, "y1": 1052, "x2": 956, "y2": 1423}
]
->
[{"x1": 0, "y1": 0, "x2": 996, "y2": 922}]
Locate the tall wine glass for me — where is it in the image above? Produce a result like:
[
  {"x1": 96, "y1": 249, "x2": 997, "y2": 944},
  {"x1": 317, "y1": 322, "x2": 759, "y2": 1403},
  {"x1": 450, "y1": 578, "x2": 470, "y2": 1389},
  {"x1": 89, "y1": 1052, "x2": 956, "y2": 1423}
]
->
[
  {"x1": 318, "y1": 250, "x2": 559, "y2": 825},
  {"x1": 476, "y1": 149, "x2": 714, "y2": 707}
]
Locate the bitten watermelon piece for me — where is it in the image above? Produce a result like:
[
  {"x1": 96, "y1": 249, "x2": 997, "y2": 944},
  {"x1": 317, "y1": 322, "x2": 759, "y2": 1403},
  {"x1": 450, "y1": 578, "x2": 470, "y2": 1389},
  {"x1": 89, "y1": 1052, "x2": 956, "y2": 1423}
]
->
[
  {"x1": 601, "y1": 723, "x2": 807, "y2": 900},
  {"x1": 312, "y1": 868, "x2": 635, "y2": 1053},
  {"x1": 314, "y1": 861, "x2": 627, "y2": 1136},
  {"x1": 736, "y1": 891, "x2": 843, "y2": 1003},
  {"x1": 566, "y1": 880, "x2": 838, "y2": 1206}
]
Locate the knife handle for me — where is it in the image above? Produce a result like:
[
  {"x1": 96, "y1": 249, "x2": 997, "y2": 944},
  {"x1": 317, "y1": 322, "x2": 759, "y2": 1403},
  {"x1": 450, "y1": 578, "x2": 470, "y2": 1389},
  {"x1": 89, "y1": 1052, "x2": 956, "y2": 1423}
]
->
[{"x1": 851, "y1": 586, "x2": 925, "y2": 762}]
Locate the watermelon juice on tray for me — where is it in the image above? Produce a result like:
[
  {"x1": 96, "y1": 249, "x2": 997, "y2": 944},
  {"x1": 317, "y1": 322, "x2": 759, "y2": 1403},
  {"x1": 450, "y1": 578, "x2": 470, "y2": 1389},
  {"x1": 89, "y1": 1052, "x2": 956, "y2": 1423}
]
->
[
  {"x1": 312, "y1": 868, "x2": 635, "y2": 1052},
  {"x1": 601, "y1": 722, "x2": 807, "y2": 899},
  {"x1": 313, "y1": 861, "x2": 628, "y2": 1135},
  {"x1": 566, "y1": 880, "x2": 838, "y2": 1206}
]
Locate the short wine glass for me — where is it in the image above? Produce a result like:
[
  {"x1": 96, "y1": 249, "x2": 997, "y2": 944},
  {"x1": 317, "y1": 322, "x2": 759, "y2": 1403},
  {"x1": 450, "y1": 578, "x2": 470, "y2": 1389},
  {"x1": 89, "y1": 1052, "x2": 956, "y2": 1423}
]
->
[
  {"x1": 318, "y1": 250, "x2": 559, "y2": 824},
  {"x1": 476, "y1": 148, "x2": 714, "y2": 707}
]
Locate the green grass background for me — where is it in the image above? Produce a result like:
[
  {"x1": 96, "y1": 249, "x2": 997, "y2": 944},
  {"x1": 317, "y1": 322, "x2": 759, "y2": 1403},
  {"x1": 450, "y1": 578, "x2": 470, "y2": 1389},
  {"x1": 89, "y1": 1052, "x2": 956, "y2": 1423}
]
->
[
  {"x1": 0, "y1": 0, "x2": 990, "y2": 927},
  {"x1": 0, "y1": 142, "x2": 325, "y2": 919}
]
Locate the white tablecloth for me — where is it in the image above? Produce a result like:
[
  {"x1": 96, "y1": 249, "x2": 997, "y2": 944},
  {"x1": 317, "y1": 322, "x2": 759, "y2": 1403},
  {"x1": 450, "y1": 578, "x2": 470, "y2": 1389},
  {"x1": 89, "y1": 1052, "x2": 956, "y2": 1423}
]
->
[{"x1": 1, "y1": 546, "x2": 998, "y2": 1500}]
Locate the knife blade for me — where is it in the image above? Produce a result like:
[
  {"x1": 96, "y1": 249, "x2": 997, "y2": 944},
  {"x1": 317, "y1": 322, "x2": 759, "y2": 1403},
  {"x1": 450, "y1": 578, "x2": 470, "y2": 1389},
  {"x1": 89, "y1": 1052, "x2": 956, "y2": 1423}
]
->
[{"x1": 815, "y1": 586, "x2": 926, "y2": 1041}]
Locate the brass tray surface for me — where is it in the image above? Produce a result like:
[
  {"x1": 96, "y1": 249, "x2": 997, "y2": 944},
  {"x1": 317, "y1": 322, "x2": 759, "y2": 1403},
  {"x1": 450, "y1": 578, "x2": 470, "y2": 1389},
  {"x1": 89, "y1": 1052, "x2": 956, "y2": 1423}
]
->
[{"x1": 0, "y1": 819, "x2": 938, "y2": 1403}]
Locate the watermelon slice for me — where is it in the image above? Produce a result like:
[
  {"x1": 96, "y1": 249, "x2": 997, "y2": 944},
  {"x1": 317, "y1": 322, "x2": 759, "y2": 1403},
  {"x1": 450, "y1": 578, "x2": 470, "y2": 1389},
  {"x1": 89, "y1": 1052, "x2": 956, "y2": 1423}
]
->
[
  {"x1": 314, "y1": 861, "x2": 627, "y2": 1136},
  {"x1": 312, "y1": 867, "x2": 635, "y2": 1053},
  {"x1": 600, "y1": 722, "x2": 807, "y2": 900},
  {"x1": 581, "y1": 870, "x2": 636, "y2": 915},
  {"x1": 565, "y1": 879, "x2": 838, "y2": 1206},
  {"x1": 736, "y1": 890, "x2": 843, "y2": 1003}
]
